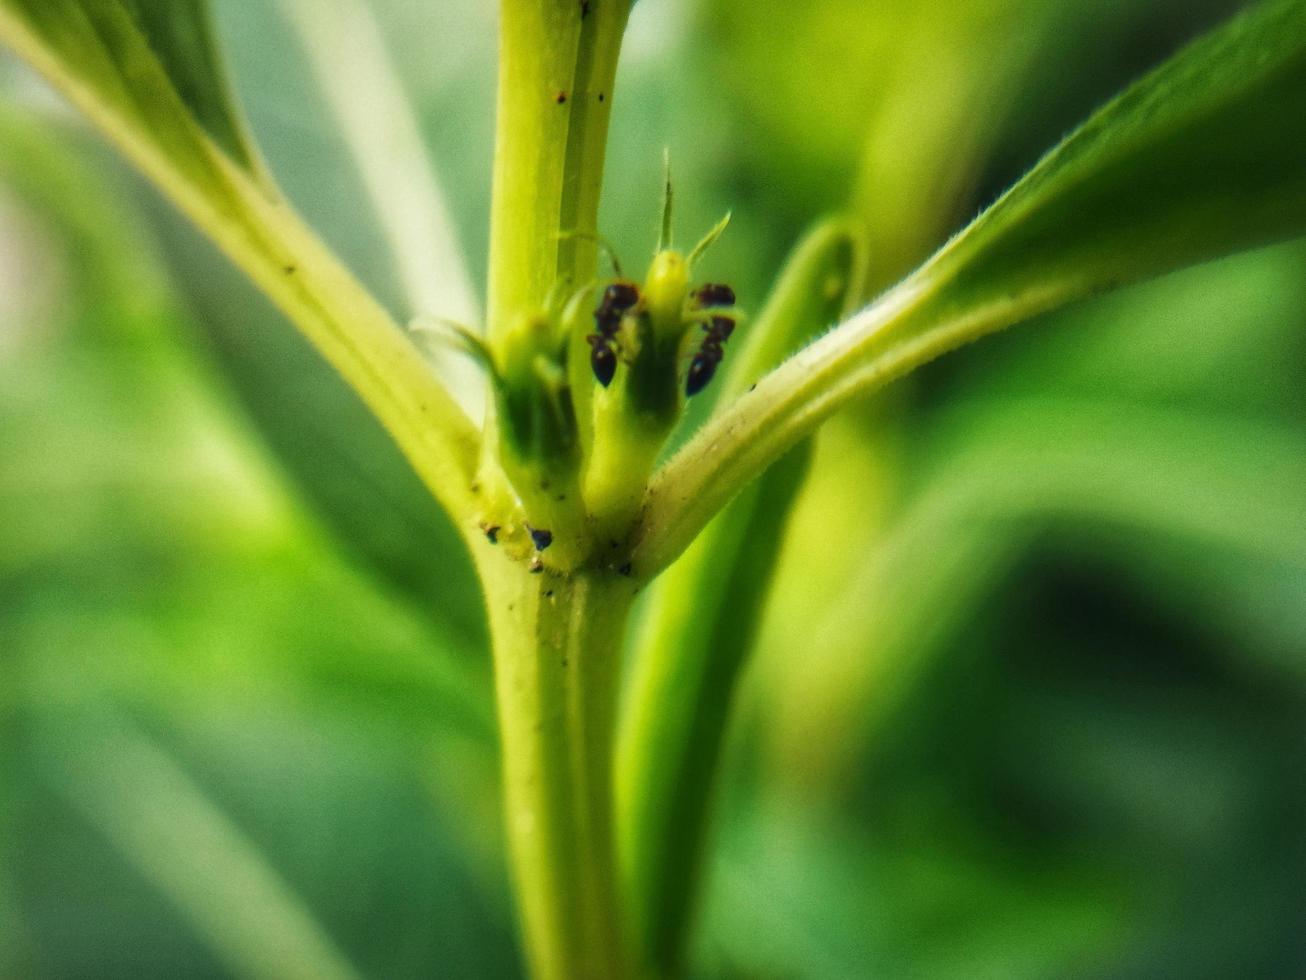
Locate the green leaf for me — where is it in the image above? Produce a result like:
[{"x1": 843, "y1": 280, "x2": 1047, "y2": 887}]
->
[
  {"x1": 636, "y1": 0, "x2": 1306, "y2": 574},
  {"x1": 0, "y1": 0, "x2": 481, "y2": 522},
  {"x1": 0, "y1": 78, "x2": 486, "y2": 648},
  {"x1": 0, "y1": 111, "x2": 508, "y2": 967},
  {"x1": 0, "y1": 56, "x2": 488, "y2": 651},
  {"x1": 39, "y1": 715, "x2": 365, "y2": 980},
  {"x1": 116, "y1": 0, "x2": 263, "y2": 174},
  {"x1": 0, "y1": 0, "x2": 254, "y2": 195}
]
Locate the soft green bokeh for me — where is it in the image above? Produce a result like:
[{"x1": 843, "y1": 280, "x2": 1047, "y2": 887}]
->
[{"x1": 2, "y1": 1, "x2": 1302, "y2": 978}]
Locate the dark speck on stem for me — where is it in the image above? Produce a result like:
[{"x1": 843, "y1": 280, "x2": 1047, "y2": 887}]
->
[
  {"x1": 484, "y1": 525, "x2": 501, "y2": 544},
  {"x1": 618, "y1": 562, "x2": 633, "y2": 577},
  {"x1": 556, "y1": 91, "x2": 568, "y2": 104},
  {"x1": 528, "y1": 526, "x2": 554, "y2": 551}
]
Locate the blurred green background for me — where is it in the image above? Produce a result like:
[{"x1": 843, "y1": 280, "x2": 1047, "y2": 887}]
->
[{"x1": 2, "y1": 0, "x2": 1304, "y2": 977}]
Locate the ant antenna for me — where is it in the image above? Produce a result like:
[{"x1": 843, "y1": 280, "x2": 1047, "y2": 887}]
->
[{"x1": 687, "y1": 211, "x2": 732, "y2": 267}]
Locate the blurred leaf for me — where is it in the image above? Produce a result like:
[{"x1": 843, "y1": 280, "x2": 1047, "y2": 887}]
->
[
  {"x1": 700, "y1": 0, "x2": 1217, "y2": 291},
  {"x1": 724, "y1": 234, "x2": 1306, "y2": 978},
  {"x1": 922, "y1": 0, "x2": 1306, "y2": 318},
  {"x1": 936, "y1": 235, "x2": 1306, "y2": 418},
  {"x1": 164, "y1": 224, "x2": 491, "y2": 656},
  {"x1": 640, "y1": 0, "x2": 1306, "y2": 573},
  {"x1": 700, "y1": 801, "x2": 1118, "y2": 980},
  {"x1": 755, "y1": 393, "x2": 1306, "y2": 810},
  {"x1": 38, "y1": 714, "x2": 364, "y2": 980},
  {"x1": 116, "y1": 0, "x2": 264, "y2": 174},
  {"x1": 0, "y1": 102, "x2": 510, "y2": 978},
  {"x1": 278, "y1": 0, "x2": 485, "y2": 415},
  {"x1": 0, "y1": 0, "x2": 482, "y2": 522},
  {"x1": 0, "y1": 0, "x2": 260, "y2": 184},
  {"x1": 745, "y1": 230, "x2": 1306, "y2": 814},
  {"x1": 0, "y1": 98, "x2": 488, "y2": 656}
]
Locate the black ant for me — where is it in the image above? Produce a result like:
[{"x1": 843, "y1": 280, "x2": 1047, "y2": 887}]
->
[
  {"x1": 588, "y1": 281, "x2": 640, "y2": 387},
  {"x1": 685, "y1": 283, "x2": 737, "y2": 396}
]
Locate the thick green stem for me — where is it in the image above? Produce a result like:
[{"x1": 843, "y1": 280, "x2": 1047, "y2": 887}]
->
[
  {"x1": 488, "y1": 0, "x2": 631, "y2": 343},
  {"x1": 477, "y1": 548, "x2": 637, "y2": 980},
  {"x1": 480, "y1": 7, "x2": 637, "y2": 973}
]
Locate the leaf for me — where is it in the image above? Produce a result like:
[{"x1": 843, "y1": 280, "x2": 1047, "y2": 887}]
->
[
  {"x1": 0, "y1": 67, "x2": 488, "y2": 649},
  {"x1": 635, "y1": 0, "x2": 1306, "y2": 574},
  {"x1": 38, "y1": 715, "x2": 365, "y2": 980},
  {"x1": 116, "y1": 0, "x2": 264, "y2": 174},
  {"x1": 1, "y1": 0, "x2": 250, "y2": 196},
  {"x1": 0, "y1": 83, "x2": 488, "y2": 657},
  {"x1": 0, "y1": 0, "x2": 480, "y2": 521},
  {"x1": 0, "y1": 126, "x2": 508, "y2": 968},
  {"x1": 744, "y1": 238, "x2": 1306, "y2": 824}
]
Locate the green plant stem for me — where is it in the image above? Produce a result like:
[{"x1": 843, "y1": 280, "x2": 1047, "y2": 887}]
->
[
  {"x1": 480, "y1": 9, "x2": 635, "y2": 973},
  {"x1": 617, "y1": 222, "x2": 863, "y2": 976},
  {"x1": 618, "y1": 447, "x2": 810, "y2": 979},
  {"x1": 487, "y1": 0, "x2": 631, "y2": 344},
  {"x1": 476, "y1": 550, "x2": 637, "y2": 980}
]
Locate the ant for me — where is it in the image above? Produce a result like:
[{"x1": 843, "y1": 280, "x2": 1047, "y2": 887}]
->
[
  {"x1": 588, "y1": 280, "x2": 640, "y2": 387},
  {"x1": 685, "y1": 283, "x2": 737, "y2": 396}
]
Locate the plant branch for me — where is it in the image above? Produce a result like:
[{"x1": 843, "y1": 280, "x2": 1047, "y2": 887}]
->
[
  {"x1": 0, "y1": 2, "x2": 482, "y2": 522},
  {"x1": 631, "y1": 0, "x2": 1306, "y2": 575}
]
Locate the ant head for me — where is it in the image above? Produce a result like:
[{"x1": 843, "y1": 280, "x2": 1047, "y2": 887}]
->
[
  {"x1": 602, "y1": 281, "x2": 640, "y2": 311},
  {"x1": 695, "y1": 283, "x2": 736, "y2": 308}
]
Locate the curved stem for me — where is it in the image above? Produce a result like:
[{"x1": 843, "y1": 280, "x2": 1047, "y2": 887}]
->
[
  {"x1": 616, "y1": 222, "x2": 863, "y2": 976},
  {"x1": 631, "y1": 0, "x2": 1306, "y2": 575},
  {"x1": 0, "y1": 5, "x2": 482, "y2": 523}
]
